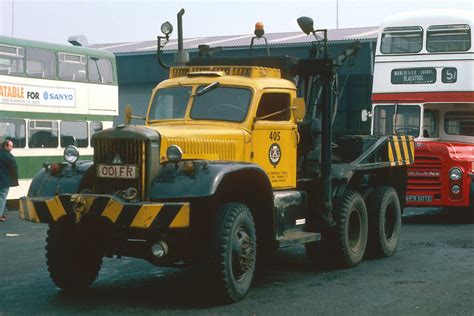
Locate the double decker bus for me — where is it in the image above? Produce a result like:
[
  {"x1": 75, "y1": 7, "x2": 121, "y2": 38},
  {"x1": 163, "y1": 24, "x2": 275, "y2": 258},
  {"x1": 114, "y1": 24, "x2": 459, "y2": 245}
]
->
[
  {"x1": 0, "y1": 36, "x2": 118, "y2": 200},
  {"x1": 370, "y1": 10, "x2": 473, "y2": 210}
]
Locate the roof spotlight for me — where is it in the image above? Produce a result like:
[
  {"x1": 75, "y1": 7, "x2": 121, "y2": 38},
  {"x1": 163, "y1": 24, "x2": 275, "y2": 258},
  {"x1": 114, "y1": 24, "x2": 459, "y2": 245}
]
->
[
  {"x1": 297, "y1": 16, "x2": 315, "y2": 35},
  {"x1": 160, "y1": 21, "x2": 173, "y2": 39}
]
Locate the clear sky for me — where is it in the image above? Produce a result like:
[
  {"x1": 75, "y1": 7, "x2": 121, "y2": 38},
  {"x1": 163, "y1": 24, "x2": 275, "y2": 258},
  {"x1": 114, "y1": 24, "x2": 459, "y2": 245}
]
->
[{"x1": 0, "y1": 0, "x2": 473, "y2": 46}]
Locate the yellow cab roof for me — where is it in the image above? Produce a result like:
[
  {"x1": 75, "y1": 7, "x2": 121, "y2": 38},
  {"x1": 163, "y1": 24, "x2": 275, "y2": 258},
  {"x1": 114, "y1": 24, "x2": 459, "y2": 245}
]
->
[{"x1": 156, "y1": 66, "x2": 297, "y2": 91}]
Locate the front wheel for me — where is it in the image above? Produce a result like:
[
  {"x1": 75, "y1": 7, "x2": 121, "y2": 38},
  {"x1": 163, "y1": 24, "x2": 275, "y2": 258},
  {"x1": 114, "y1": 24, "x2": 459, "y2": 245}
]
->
[
  {"x1": 211, "y1": 203, "x2": 256, "y2": 303},
  {"x1": 367, "y1": 186, "x2": 401, "y2": 258},
  {"x1": 46, "y1": 217, "x2": 104, "y2": 291}
]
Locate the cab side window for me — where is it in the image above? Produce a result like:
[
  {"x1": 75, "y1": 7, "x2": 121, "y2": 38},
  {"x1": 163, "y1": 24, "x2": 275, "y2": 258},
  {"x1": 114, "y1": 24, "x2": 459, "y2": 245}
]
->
[{"x1": 256, "y1": 93, "x2": 291, "y2": 121}]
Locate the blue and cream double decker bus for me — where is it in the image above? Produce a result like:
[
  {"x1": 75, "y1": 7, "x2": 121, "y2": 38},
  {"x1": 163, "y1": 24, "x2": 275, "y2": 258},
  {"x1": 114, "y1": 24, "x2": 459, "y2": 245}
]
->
[{"x1": 0, "y1": 35, "x2": 118, "y2": 200}]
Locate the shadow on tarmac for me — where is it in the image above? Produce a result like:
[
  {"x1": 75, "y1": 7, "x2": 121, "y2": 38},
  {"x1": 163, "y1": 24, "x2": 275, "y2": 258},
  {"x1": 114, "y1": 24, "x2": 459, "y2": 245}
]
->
[
  {"x1": 49, "y1": 249, "x2": 331, "y2": 309},
  {"x1": 402, "y1": 207, "x2": 474, "y2": 225}
]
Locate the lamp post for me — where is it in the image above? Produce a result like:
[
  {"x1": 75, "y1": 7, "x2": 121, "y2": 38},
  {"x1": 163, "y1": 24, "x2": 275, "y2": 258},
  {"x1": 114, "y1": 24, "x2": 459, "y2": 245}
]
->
[
  {"x1": 11, "y1": 0, "x2": 14, "y2": 37},
  {"x1": 336, "y1": 0, "x2": 339, "y2": 29}
]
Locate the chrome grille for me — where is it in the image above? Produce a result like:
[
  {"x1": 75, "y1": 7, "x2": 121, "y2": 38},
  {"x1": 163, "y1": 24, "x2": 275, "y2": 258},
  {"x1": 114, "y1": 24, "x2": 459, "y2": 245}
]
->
[
  {"x1": 94, "y1": 138, "x2": 146, "y2": 198},
  {"x1": 407, "y1": 155, "x2": 442, "y2": 194}
]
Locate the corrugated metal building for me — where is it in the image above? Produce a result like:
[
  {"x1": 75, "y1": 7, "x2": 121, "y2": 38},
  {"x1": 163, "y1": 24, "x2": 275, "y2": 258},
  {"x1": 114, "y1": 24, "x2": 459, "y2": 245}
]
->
[{"x1": 90, "y1": 26, "x2": 378, "y2": 135}]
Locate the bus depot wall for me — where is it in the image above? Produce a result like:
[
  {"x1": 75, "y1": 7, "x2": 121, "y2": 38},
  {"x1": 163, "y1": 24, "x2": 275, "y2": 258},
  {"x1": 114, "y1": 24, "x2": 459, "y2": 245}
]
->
[{"x1": 110, "y1": 34, "x2": 376, "y2": 137}]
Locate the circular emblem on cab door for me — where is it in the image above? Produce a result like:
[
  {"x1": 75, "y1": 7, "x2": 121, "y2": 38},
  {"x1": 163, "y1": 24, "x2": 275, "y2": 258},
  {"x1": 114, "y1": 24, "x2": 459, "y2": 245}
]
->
[{"x1": 269, "y1": 143, "x2": 281, "y2": 168}]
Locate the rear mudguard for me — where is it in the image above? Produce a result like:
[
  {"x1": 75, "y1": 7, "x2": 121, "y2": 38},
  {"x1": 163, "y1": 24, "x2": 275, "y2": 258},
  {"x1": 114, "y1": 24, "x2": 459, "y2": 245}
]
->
[
  {"x1": 150, "y1": 161, "x2": 273, "y2": 199},
  {"x1": 28, "y1": 160, "x2": 93, "y2": 198}
]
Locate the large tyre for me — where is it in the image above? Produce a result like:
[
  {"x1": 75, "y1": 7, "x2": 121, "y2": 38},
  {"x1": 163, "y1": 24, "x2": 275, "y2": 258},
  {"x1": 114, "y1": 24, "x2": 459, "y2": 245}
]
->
[
  {"x1": 46, "y1": 217, "x2": 104, "y2": 291},
  {"x1": 366, "y1": 186, "x2": 401, "y2": 258},
  {"x1": 212, "y1": 203, "x2": 257, "y2": 303},
  {"x1": 332, "y1": 190, "x2": 368, "y2": 268}
]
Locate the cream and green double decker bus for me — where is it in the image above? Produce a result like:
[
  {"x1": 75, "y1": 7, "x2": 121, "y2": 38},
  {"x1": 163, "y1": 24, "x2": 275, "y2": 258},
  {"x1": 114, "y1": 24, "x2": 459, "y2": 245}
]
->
[{"x1": 0, "y1": 35, "x2": 118, "y2": 200}]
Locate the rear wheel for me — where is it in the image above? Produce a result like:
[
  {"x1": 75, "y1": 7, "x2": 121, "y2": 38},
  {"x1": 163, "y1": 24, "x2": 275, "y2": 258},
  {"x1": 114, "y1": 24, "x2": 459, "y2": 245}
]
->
[
  {"x1": 211, "y1": 203, "x2": 256, "y2": 303},
  {"x1": 367, "y1": 186, "x2": 401, "y2": 258},
  {"x1": 332, "y1": 190, "x2": 368, "y2": 268},
  {"x1": 46, "y1": 216, "x2": 104, "y2": 291}
]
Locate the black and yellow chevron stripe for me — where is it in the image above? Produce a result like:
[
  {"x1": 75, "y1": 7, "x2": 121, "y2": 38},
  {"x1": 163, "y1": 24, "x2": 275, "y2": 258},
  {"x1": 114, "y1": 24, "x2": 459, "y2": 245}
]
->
[
  {"x1": 387, "y1": 135, "x2": 414, "y2": 166},
  {"x1": 19, "y1": 194, "x2": 190, "y2": 229}
]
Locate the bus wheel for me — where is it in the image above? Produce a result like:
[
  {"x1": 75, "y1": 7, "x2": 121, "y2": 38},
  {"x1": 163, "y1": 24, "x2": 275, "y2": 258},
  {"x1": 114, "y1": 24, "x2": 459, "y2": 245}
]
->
[
  {"x1": 46, "y1": 216, "x2": 103, "y2": 291},
  {"x1": 367, "y1": 186, "x2": 401, "y2": 258},
  {"x1": 211, "y1": 203, "x2": 256, "y2": 303},
  {"x1": 332, "y1": 190, "x2": 368, "y2": 268}
]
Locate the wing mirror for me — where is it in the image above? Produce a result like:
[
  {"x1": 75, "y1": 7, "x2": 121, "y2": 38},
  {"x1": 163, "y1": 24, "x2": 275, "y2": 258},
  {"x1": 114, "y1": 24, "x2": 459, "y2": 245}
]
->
[
  {"x1": 361, "y1": 109, "x2": 372, "y2": 122},
  {"x1": 124, "y1": 105, "x2": 145, "y2": 125},
  {"x1": 291, "y1": 98, "x2": 306, "y2": 121}
]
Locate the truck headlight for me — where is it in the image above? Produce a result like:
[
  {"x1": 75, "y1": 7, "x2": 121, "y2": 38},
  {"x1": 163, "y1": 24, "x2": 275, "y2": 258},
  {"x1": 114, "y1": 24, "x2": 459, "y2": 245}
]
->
[
  {"x1": 64, "y1": 145, "x2": 80, "y2": 164},
  {"x1": 166, "y1": 145, "x2": 183, "y2": 163},
  {"x1": 449, "y1": 167, "x2": 462, "y2": 181}
]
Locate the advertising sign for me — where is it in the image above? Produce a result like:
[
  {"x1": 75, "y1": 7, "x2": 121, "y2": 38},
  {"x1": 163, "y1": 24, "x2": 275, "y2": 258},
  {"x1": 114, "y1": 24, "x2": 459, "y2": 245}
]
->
[{"x1": 0, "y1": 82, "x2": 76, "y2": 107}]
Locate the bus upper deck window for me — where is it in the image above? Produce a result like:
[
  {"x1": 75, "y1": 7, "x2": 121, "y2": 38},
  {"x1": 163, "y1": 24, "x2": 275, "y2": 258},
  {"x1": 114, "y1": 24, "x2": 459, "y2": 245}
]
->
[
  {"x1": 59, "y1": 52, "x2": 87, "y2": 82},
  {"x1": 427, "y1": 24, "x2": 471, "y2": 52},
  {"x1": 25, "y1": 48, "x2": 56, "y2": 79},
  {"x1": 381, "y1": 26, "x2": 423, "y2": 54},
  {"x1": 88, "y1": 57, "x2": 114, "y2": 84},
  {"x1": 0, "y1": 44, "x2": 24, "y2": 76}
]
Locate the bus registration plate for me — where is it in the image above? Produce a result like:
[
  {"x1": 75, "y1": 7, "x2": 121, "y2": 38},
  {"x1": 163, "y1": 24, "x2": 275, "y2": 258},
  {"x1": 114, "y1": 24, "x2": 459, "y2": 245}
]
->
[
  {"x1": 406, "y1": 195, "x2": 432, "y2": 202},
  {"x1": 97, "y1": 164, "x2": 138, "y2": 179}
]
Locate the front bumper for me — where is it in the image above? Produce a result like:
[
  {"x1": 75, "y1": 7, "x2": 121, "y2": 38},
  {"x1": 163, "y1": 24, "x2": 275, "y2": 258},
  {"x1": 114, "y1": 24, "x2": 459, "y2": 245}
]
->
[{"x1": 19, "y1": 194, "x2": 190, "y2": 230}]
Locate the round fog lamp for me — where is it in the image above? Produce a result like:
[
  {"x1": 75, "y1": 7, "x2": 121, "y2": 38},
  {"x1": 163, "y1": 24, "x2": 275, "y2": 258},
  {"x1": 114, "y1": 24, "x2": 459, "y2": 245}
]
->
[
  {"x1": 166, "y1": 145, "x2": 183, "y2": 163},
  {"x1": 449, "y1": 167, "x2": 462, "y2": 181},
  {"x1": 63, "y1": 145, "x2": 79, "y2": 164},
  {"x1": 451, "y1": 185, "x2": 461, "y2": 194},
  {"x1": 151, "y1": 242, "x2": 168, "y2": 258}
]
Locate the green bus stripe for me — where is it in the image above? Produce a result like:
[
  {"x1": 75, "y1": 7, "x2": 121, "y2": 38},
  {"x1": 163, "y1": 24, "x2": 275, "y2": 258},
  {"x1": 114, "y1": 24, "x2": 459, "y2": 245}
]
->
[
  {"x1": 0, "y1": 110, "x2": 115, "y2": 121},
  {"x1": 16, "y1": 155, "x2": 93, "y2": 178}
]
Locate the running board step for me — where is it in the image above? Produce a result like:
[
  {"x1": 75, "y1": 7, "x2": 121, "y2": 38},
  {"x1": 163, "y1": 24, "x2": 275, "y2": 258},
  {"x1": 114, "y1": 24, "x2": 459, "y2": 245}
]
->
[{"x1": 277, "y1": 231, "x2": 321, "y2": 247}]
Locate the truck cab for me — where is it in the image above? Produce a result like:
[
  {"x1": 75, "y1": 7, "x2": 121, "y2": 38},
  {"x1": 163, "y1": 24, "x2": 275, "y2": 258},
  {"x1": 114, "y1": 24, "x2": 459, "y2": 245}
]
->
[{"x1": 146, "y1": 66, "x2": 300, "y2": 189}]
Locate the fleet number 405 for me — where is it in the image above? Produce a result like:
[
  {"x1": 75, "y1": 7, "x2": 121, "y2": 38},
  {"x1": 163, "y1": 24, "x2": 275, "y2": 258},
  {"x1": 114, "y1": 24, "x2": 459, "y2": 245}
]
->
[{"x1": 269, "y1": 131, "x2": 280, "y2": 141}]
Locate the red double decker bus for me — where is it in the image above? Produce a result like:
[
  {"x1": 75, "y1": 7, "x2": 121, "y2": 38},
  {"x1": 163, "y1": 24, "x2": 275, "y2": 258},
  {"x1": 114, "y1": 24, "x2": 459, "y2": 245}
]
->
[{"x1": 370, "y1": 9, "x2": 474, "y2": 210}]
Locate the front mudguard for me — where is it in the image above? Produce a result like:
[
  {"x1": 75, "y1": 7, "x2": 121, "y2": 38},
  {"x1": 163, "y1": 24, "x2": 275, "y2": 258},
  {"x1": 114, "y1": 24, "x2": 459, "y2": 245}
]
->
[
  {"x1": 28, "y1": 160, "x2": 93, "y2": 198},
  {"x1": 149, "y1": 161, "x2": 272, "y2": 200}
]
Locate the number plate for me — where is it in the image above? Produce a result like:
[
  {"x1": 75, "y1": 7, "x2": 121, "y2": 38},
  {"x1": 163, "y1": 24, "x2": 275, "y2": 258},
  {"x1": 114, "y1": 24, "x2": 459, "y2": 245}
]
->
[
  {"x1": 97, "y1": 164, "x2": 138, "y2": 179},
  {"x1": 406, "y1": 195, "x2": 433, "y2": 202}
]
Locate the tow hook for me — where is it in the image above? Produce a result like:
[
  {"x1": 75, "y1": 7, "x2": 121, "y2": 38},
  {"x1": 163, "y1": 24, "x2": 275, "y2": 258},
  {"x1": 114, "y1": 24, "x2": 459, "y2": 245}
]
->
[{"x1": 70, "y1": 194, "x2": 88, "y2": 223}]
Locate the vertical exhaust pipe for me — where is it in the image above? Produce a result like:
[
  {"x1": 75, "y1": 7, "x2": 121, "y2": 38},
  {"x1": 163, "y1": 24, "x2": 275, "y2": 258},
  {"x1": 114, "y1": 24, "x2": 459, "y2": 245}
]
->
[{"x1": 174, "y1": 8, "x2": 189, "y2": 65}]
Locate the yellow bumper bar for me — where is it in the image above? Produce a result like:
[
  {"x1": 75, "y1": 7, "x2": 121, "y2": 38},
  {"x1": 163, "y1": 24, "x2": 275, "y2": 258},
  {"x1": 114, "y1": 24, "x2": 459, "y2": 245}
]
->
[{"x1": 19, "y1": 194, "x2": 190, "y2": 229}]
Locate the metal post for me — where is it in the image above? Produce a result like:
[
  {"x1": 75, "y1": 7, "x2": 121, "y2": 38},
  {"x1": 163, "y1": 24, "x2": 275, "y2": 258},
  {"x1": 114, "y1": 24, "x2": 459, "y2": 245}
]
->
[
  {"x1": 321, "y1": 68, "x2": 333, "y2": 214},
  {"x1": 11, "y1": 0, "x2": 14, "y2": 37}
]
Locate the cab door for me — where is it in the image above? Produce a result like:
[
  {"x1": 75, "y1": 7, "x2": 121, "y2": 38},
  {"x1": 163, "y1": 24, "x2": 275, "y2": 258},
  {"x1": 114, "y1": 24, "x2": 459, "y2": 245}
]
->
[{"x1": 252, "y1": 92, "x2": 297, "y2": 189}]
